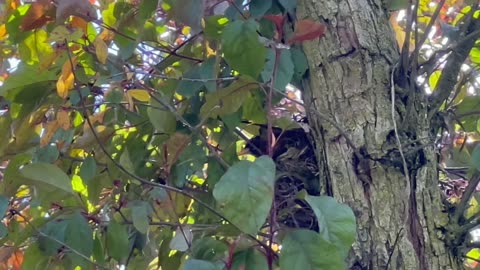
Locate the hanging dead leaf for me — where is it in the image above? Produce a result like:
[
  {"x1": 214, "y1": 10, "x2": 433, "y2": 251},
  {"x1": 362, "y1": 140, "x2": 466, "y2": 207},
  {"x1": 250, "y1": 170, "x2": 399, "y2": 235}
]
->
[
  {"x1": 288, "y1": 19, "x2": 326, "y2": 44},
  {"x1": 56, "y1": 0, "x2": 97, "y2": 23},
  {"x1": 41, "y1": 120, "x2": 60, "y2": 146},
  {"x1": 20, "y1": 0, "x2": 54, "y2": 31},
  {"x1": 56, "y1": 58, "x2": 77, "y2": 99},
  {"x1": 94, "y1": 36, "x2": 108, "y2": 64}
]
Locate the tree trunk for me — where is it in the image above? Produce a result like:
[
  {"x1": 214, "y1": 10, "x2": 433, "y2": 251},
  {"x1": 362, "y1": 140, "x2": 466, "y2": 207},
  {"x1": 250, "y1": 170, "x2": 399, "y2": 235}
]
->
[{"x1": 297, "y1": 1, "x2": 461, "y2": 269}]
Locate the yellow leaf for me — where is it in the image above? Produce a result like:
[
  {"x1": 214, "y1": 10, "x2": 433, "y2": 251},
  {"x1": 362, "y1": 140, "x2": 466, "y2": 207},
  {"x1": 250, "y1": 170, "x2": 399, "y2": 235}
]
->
[
  {"x1": 0, "y1": 24, "x2": 6, "y2": 41},
  {"x1": 128, "y1": 89, "x2": 150, "y2": 102},
  {"x1": 56, "y1": 58, "x2": 77, "y2": 98},
  {"x1": 94, "y1": 36, "x2": 108, "y2": 64},
  {"x1": 39, "y1": 51, "x2": 60, "y2": 72}
]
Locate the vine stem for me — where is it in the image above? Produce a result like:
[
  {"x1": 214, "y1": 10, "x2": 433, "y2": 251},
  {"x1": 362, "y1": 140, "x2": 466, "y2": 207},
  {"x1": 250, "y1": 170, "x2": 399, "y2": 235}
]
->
[{"x1": 266, "y1": 46, "x2": 281, "y2": 270}]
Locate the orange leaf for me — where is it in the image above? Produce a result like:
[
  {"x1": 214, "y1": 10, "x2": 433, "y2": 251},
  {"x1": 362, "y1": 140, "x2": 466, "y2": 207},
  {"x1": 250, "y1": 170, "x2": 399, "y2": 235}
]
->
[
  {"x1": 56, "y1": 58, "x2": 77, "y2": 99},
  {"x1": 288, "y1": 19, "x2": 326, "y2": 44},
  {"x1": 20, "y1": 1, "x2": 54, "y2": 31},
  {"x1": 70, "y1": 16, "x2": 88, "y2": 33},
  {"x1": 0, "y1": 24, "x2": 6, "y2": 41}
]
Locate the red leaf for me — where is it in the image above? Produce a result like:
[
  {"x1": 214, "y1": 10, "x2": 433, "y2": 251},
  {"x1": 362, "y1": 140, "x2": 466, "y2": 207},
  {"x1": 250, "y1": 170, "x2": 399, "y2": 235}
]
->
[
  {"x1": 264, "y1": 14, "x2": 285, "y2": 34},
  {"x1": 288, "y1": 19, "x2": 326, "y2": 44}
]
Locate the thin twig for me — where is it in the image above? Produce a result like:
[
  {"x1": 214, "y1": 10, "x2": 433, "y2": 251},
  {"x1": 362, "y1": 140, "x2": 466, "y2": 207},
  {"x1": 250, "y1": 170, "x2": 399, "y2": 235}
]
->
[{"x1": 391, "y1": 64, "x2": 410, "y2": 181}]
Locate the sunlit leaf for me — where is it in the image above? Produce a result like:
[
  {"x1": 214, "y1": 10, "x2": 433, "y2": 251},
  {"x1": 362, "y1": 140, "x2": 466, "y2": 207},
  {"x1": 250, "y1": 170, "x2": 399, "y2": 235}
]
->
[
  {"x1": 128, "y1": 89, "x2": 151, "y2": 102},
  {"x1": 20, "y1": 162, "x2": 73, "y2": 193}
]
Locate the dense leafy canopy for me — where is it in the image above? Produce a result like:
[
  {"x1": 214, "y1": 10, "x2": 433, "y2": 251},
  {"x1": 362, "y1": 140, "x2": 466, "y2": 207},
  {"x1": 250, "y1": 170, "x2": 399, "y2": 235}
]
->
[
  {"x1": 3, "y1": 0, "x2": 480, "y2": 269},
  {"x1": 0, "y1": 0, "x2": 356, "y2": 269}
]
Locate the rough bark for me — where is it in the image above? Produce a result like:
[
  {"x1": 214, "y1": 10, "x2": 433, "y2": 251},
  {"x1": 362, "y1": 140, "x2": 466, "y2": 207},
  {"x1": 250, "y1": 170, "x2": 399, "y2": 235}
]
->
[{"x1": 297, "y1": 1, "x2": 460, "y2": 269}]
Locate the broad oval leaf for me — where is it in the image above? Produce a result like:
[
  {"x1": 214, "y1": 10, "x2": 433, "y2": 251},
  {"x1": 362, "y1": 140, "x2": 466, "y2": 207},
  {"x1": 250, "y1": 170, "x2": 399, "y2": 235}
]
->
[
  {"x1": 213, "y1": 156, "x2": 275, "y2": 235},
  {"x1": 231, "y1": 248, "x2": 268, "y2": 270},
  {"x1": 304, "y1": 195, "x2": 356, "y2": 257},
  {"x1": 261, "y1": 48, "x2": 294, "y2": 91},
  {"x1": 280, "y1": 229, "x2": 345, "y2": 270},
  {"x1": 20, "y1": 162, "x2": 73, "y2": 193},
  {"x1": 130, "y1": 200, "x2": 152, "y2": 234},
  {"x1": 106, "y1": 220, "x2": 130, "y2": 261},
  {"x1": 221, "y1": 19, "x2": 267, "y2": 78}
]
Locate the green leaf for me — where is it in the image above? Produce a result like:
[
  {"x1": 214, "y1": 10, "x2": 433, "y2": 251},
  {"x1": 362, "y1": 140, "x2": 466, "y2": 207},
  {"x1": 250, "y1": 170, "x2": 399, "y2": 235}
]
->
[
  {"x1": 304, "y1": 195, "x2": 356, "y2": 257},
  {"x1": 65, "y1": 211, "x2": 94, "y2": 263},
  {"x1": 169, "y1": 0, "x2": 204, "y2": 32},
  {"x1": 0, "y1": 64, "x2": 57, "y2": 96},
  {"x1": 279, "y1": 0, "x2": 296, "y2": 13},
  {"x1": 291, "y1": 47, "x2": 309, "y2": 80},
  {"x1": 177, "y1": 57, "x2": 217, "y2": 97},
  {"x1": 231, "y1": 248, "x2": 268, "y2": 270},
  {"x1": 221, "y1": 20, "x2": 267, "y2": 78},
  {"x1": 148, "y1": 97, "x2": 177, "y2": 134},
  {"x1": 106, "y1": 220, "x2": 130, "y2": 261},
  {"x1": 471, "y1": 144, "x2": 480, "y2": 171},
  {"x1": 250, "y1": 0, "x2": 272, "y2": 17},
  {"x1": 200, "y1": 77, "x2": 258, "y2": 119},
  {"x1": 184, "y1": 259, "x2": 222, "y2": 270},
  {"x1": 280, "y1": 229, "x2": 345, "y2": 270},
  {"x1": 20, "y1": 163, "x2": 73, "y2": 194},
  {"x1": 39, "y1": 219, "x2": 68, "y2": 255},
  {"x1": 130, "y1": 200, "x2": 152, "y2": 234},
  {"x1": 190, "y1": 238, "x2": 228, "y2": 261},
  {"x1": 261, "y1": 48, "x2": 294, "y2": 91},
  {"x1": 204, "y1": 16, "x2": 229, "y2": 40},
  {"x1": 213, "y1": 156, "x2": 275, "y2": 235},
  {"x1": 0, "y1": 223, "x2": 7, "y2": 238},
  {"x1": 0, "y1": 195, "x2": 9, "y2": 217},
  {"x1": 79, "y1": 156, "x2": 97, "y2": 184}
]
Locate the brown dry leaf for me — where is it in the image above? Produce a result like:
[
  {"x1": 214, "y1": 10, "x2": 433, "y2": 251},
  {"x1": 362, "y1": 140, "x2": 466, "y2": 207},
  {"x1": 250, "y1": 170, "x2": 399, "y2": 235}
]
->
[
  {"x1": 41, "y1": 120, "x2": 60, "y2": 146},
  {"x1": 56, "y1": 58, "x2": 77, "y2": 99},
  {"x1": 56, "y1": 0, "x2": 97, "y2": 23},
  {"x1": 56, "y1": 110, "x2": 71, "y2": 130},
  {"x1": 389, "y1": 11, "x2": 415, "y2": 52},
  {"x1": 70, "y1": 16, "x2": 88, "y2": 33},
  {"x1": 94, "y1": 36, "x2": 108, "y2": 64},
  {"x1": 98, "y1": 29, "x2": 115, "y2": 42},
  {"x1": 20, "y1": 0, "x2": 54, "y2": 31},
  {"x1": 288, "y1": 19, "x2": 326, "y2": 44},
  {"x1": 164, "y1": 133, "x2": 191, "y2": 173}
]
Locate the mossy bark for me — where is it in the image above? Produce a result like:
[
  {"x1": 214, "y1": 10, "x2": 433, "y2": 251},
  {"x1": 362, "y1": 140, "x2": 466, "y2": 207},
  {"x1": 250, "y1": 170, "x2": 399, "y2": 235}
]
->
[{"x1": 297, "y1": 1, "x2": 460, "y2": 269}]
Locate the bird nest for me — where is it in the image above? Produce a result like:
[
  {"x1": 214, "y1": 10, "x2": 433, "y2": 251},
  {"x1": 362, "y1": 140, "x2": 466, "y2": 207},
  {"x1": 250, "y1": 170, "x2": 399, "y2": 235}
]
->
[{"x1": 244, "y1": 124, "x2": 319, "y2": 231}]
